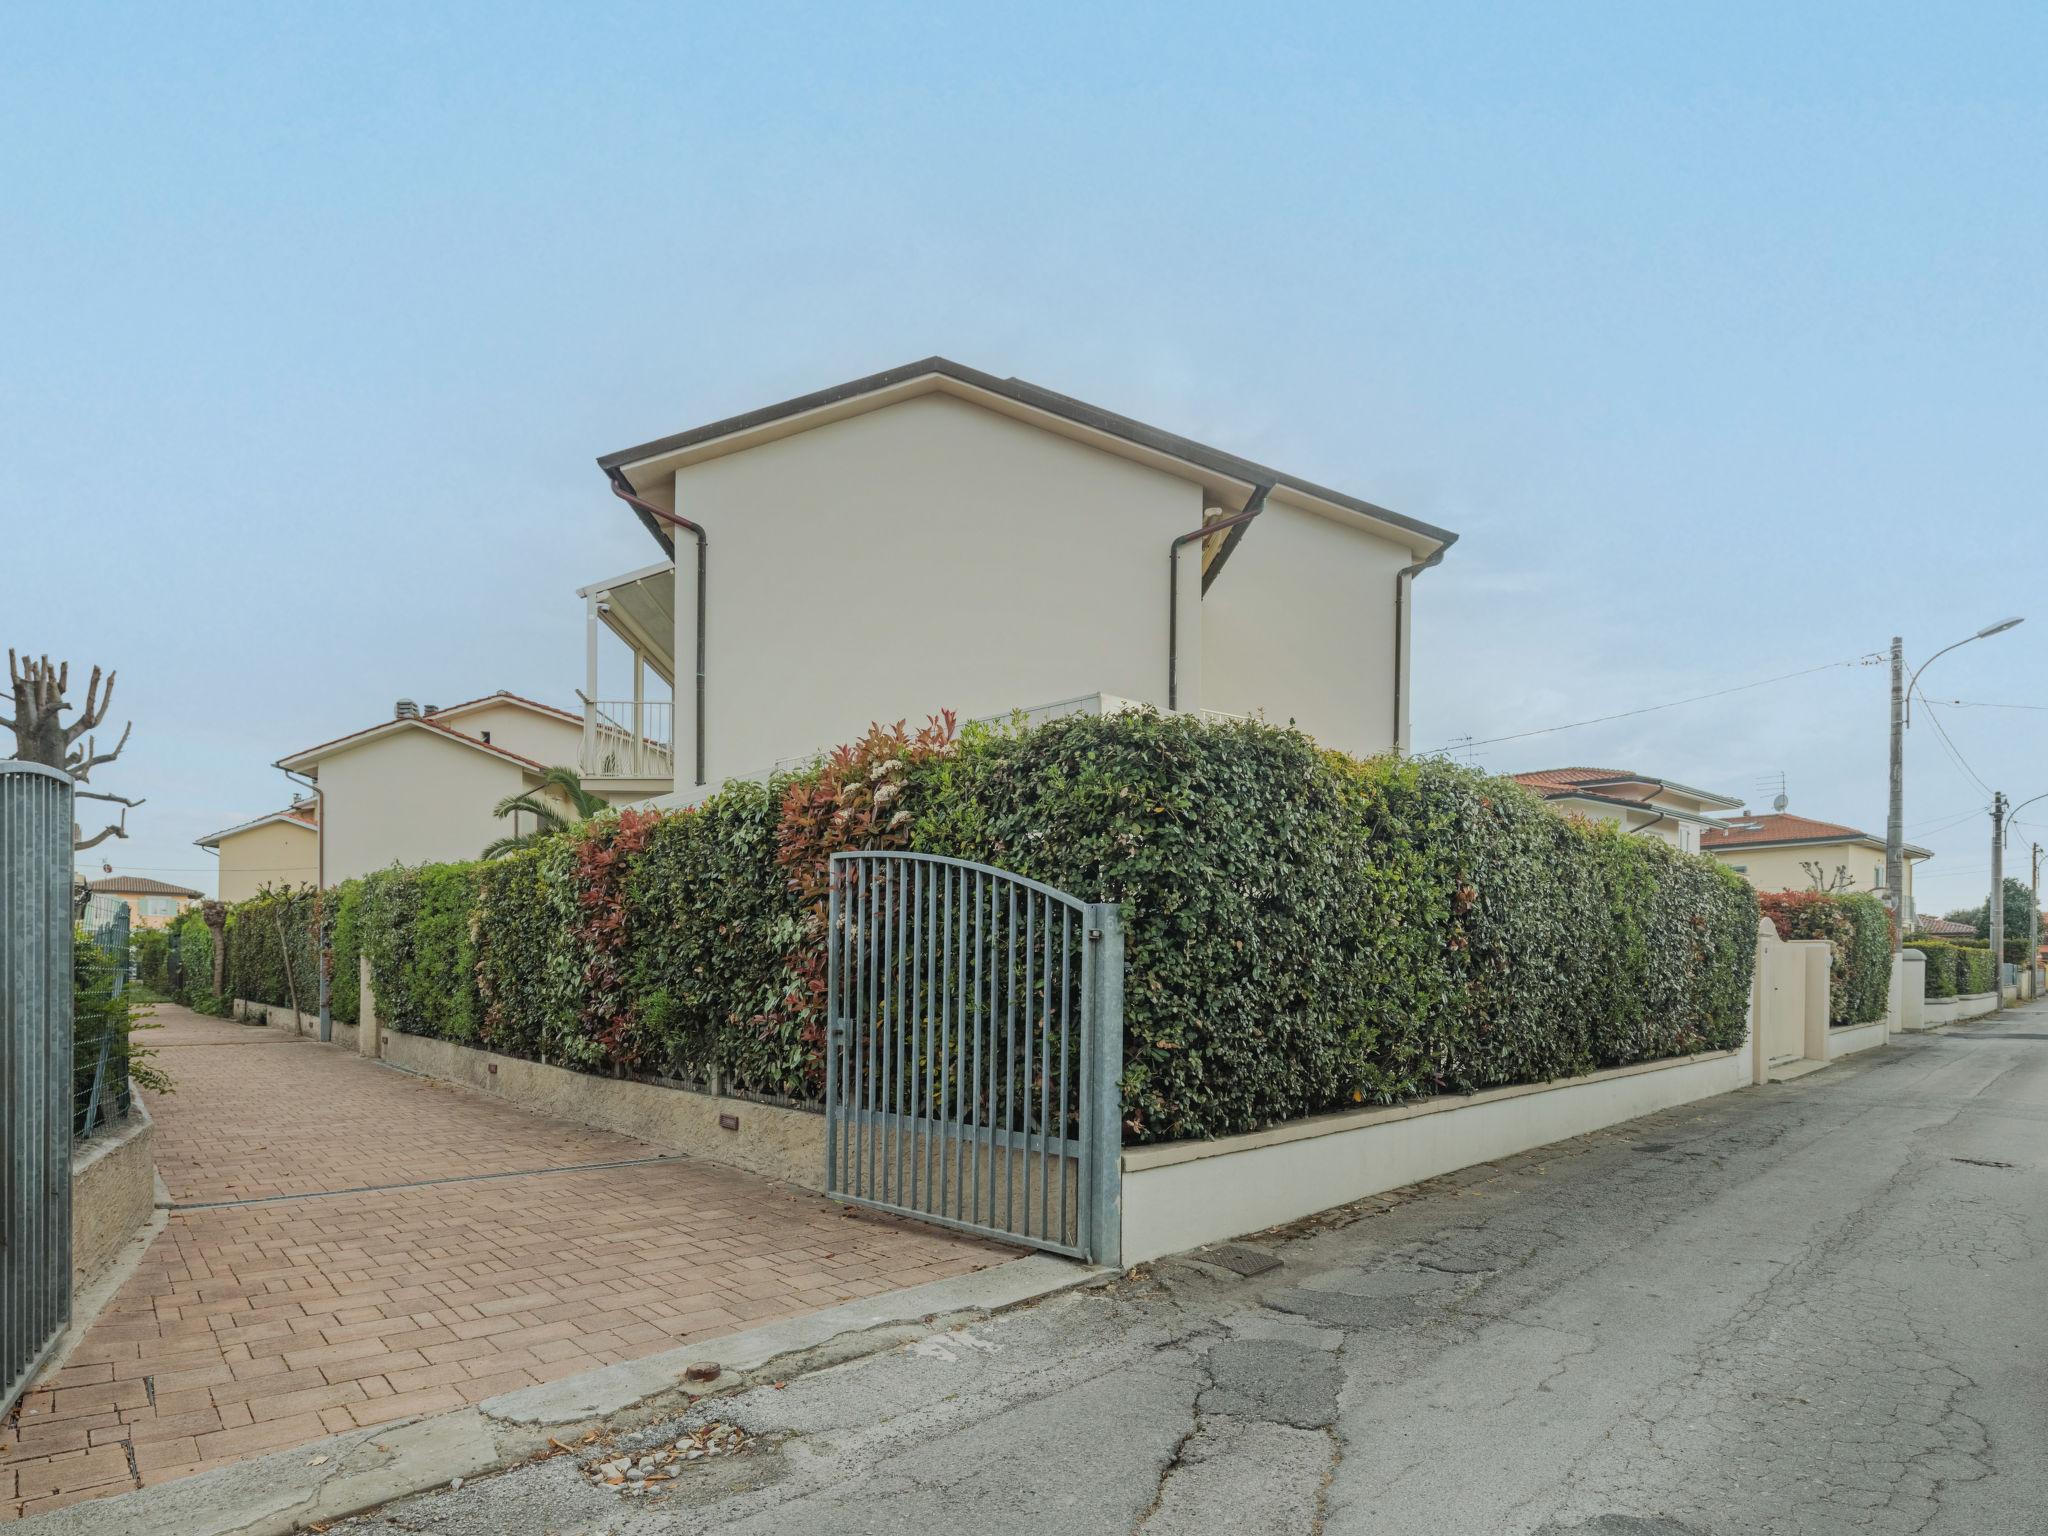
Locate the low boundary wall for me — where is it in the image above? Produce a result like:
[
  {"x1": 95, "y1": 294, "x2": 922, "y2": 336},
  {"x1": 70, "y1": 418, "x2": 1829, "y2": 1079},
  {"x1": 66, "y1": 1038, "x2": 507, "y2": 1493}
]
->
[
  {"x1": 70, "y1": 1098, "x2": 155, "y2": 1298},
  {"x1": 1118, "y1": 1047, "x2": 1749, "y2": 1265},
  {"x1": 1826, "y1": 1020, "x2": 1887, "y2": 1059}
]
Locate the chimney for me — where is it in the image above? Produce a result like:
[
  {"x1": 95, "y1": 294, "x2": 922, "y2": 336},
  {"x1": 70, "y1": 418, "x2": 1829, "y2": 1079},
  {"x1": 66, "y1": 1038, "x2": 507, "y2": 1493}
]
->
[{"x1": 394, "y1": 699, "x2": 419, "y2": 719}]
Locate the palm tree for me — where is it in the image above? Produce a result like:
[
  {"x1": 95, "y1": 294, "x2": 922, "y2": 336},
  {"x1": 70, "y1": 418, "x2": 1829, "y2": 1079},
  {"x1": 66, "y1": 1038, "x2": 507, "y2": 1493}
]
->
[{"x1": 483, "y1": 766, "x2": 610, "y2": 858}]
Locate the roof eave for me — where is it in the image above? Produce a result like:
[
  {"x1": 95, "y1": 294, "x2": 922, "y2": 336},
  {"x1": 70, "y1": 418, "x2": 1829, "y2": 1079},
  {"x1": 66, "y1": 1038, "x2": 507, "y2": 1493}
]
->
[{"x1": 596, "y1": 357, "x2": 1459, "y2": 557}]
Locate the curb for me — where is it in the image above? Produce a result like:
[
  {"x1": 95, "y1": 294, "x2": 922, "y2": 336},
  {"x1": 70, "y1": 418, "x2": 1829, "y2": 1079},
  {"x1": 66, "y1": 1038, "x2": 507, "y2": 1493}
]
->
[{"x1": 13, "y1": 1254, "x2": 1103, "y2": 1535}]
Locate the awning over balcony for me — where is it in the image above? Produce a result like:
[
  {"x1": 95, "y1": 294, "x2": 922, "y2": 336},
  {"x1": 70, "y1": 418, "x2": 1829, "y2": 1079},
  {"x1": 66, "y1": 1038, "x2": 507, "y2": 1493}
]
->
[{"x1": 577, "y1": 560, "x2": 676, "y2": 685}]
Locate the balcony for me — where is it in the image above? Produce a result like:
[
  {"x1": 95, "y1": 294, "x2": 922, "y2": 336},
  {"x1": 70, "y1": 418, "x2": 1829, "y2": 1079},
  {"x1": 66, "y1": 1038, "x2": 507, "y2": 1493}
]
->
[
  {"x1": 577, "y1": 557, "x2": 679, "y2": 796},
  {"x1": 580, "y1": 698, "x2": 675, "y2": 785}
]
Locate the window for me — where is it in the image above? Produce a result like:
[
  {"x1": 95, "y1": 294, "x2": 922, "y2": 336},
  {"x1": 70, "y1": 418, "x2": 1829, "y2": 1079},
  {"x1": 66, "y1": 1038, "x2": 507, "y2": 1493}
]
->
[
  {"x1": 142, "y1": 896, "x2": 176, "y2": 916},
  {"x1": 1730, "y1": 864, "x2": 1748, "y2": 874}
]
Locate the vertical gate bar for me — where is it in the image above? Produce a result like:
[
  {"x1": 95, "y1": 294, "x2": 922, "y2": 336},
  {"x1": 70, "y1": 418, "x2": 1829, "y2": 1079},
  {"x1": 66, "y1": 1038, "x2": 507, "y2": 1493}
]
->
[
  {"x1": 912, "y1": 861, "x2": 926, "y2": 1213},
  {"x1": 924, "y1": 862, "x2": 939, "y2": 1213},
  {"x1": 937, "y1": 868, "x2": 950, "y2": 1228},
  {"x1": 1002, "y1": 882, "x2": 1018, "y2": 1234},
  {"x1": 954, "y1": 865, "x2": 969, "y2": 1225},
  {"x1": 1040, "y1": 895, "x2": 1053, "y2": 1243},
  {"x1": 1083, "y1": 902, "x2": 1125, "y2": 1267},
  {"x1": 1058, "y1": 906, "x2": 1072, "y2": 1247},
  {"x1": 826, "y1": 860, "x2": 840, "y2": 1194},
  {"x1": 860, "y1": 862, "x2": 875, "y2": 1202},
  {"x1": 965, "y1": 871, "x2": 979, "y2": 1225},
  {"x1": 884, "y1": 866, "x2": 899, "y2": 1205},
  {"x1": 1022, "y1": 892, "x2": 1036, "y2": 1237},
  {"x1": 895, "y1": 862, "x2": 910, "y2": 1208}
]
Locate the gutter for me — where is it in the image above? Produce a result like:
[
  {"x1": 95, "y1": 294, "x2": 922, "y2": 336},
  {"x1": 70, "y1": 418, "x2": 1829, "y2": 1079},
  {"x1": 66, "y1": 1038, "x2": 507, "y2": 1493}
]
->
[
  {"x1": 1392, "y1": 546, "x2": 1448, "y2": 753},
  {"x1": 1168, "y1": 487, "x2": 1269, "y2": 710},
  {"x1": 606, "y1": 470, "x2": 708, "y2": 788}
]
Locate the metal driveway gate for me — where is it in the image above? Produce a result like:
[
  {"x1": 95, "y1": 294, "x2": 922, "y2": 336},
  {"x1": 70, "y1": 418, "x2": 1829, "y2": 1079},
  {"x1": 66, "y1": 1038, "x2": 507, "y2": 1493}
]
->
[
  {"x1": 3, "y1": 762, "x2": 75, "y2": 1417},
  {"x1": 825, "y1": 851, "x2": 1122, "y2": 1265}
]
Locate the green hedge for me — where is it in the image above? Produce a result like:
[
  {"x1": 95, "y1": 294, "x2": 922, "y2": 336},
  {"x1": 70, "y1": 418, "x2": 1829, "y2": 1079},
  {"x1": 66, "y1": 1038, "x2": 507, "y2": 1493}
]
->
[
  {"x1": 200, "y1": 712, "x2": 1761, "y2": 1144},
  {"x1": 1961, "y1": 945, "x2": 1997, "y2": 994},
  {"x1": 1910, "y1": 939, "x2": 1961, "y2": 998}
]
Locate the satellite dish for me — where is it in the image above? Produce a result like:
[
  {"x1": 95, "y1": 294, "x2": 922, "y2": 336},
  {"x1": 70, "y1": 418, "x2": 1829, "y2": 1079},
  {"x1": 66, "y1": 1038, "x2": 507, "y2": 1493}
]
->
[{"x1": 1772, "y1": 792, "x2": 1789, "y2": 813}]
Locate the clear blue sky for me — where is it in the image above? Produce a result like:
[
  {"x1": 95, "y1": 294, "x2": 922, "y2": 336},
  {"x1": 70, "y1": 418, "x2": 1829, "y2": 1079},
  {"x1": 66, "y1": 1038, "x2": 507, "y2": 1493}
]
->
[{"x1": 6, "y1": 2, "x2": 2043, "y2": 915}]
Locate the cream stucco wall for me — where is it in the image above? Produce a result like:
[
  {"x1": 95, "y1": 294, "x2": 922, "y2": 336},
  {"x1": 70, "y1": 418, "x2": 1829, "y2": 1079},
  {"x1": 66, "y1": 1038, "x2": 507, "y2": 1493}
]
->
[
  {"x1": 433, "y1": 702, "x2": 585, "y2": 768},
  {"x1": 315, "y1": 729, "x2": 537, "y2": 883},
  {"x1": 1712, "y1": 841, "x2": 1918, "y2": 920},
  {"x1": 669, "y1": 392, "x2": 1206, "y2": 784},
  {"x1": 213, "y1": 820, "x2": 320, "y2": 903},
  {"x1": 1198, "y1": 493, "x2": 1414, "y2": 759}
]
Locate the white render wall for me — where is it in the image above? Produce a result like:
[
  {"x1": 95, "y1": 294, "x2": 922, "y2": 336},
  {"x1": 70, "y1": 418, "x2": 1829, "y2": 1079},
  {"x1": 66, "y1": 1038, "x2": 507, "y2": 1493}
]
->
[
  {"x1": 671, "y1": 392, "x2": 1204, "y2": 785},
  {"x1": 434, "y1": 702, "x2": 585, "y2": 769},
  {"x1": 1198, "y1": 493, "x2": 1413, "y2": 759},
  {"x1": 657, "y1": 392, "x2": 1431, "y2": 789},
  {"x1": 315, "y1": 730, "x2": 534, "y2": 882}
]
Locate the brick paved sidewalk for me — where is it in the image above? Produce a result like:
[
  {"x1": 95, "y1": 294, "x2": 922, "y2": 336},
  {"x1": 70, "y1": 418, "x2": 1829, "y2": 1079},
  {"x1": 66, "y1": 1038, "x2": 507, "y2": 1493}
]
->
[{"x1": 1, "y1": 1005, "x2": 1009, "y2": 1521}]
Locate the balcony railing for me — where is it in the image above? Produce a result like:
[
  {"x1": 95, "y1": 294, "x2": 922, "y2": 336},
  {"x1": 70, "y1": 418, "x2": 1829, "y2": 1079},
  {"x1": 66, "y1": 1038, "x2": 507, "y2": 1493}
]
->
[{"x1": 582, "y1": 699, "x2": 675, "y2": 781}]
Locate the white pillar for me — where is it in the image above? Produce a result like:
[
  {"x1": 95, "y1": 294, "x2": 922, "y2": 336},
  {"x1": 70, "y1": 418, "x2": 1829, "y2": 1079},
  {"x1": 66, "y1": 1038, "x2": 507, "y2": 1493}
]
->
[
  {"x1": 1172, "y1": 536, "x2": 1205, "y2": 715},
  {"x1": 583, "y1": 589, "x2": 601, "y2": 774}
]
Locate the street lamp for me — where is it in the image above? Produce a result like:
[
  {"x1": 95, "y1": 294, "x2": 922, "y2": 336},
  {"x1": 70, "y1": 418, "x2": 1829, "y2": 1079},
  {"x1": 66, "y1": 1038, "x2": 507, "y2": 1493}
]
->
[
  {"x1": 1992, "y1": 789, "x2": 2048, "y2": 1013},
  {"x1": 1886, "y1": 618, "x2": 2025, "y2": 949}
]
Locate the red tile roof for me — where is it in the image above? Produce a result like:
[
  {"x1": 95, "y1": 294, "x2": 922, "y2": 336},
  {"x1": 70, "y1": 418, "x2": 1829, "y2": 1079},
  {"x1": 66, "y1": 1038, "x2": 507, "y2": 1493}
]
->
[
  {"x1": 1702, "y1": 812, "x2": 1866, "y2": 849},
  {"x1": 88, "y1": 876, "x2": 201, "y2": 898},
  {"x1": 1912, "y1": 916, "x2": 1976, "y2": 938},
  {"x1": 1509, "y1": 767, "x2": 1642, "y2": 793}
]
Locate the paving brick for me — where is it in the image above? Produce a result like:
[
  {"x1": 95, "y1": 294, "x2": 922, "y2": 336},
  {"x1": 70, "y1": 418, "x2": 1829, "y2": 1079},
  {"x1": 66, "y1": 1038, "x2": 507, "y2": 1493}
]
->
[{"x1": 3, "y1": 1003, "x2": 1006, "y2": 1522}]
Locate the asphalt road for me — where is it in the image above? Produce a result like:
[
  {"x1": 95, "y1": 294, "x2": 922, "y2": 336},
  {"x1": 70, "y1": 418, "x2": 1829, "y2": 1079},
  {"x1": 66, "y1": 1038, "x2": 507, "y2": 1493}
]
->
[{"x1": 332, "y1": 1004, "x2": 2048, "y2": 1536}]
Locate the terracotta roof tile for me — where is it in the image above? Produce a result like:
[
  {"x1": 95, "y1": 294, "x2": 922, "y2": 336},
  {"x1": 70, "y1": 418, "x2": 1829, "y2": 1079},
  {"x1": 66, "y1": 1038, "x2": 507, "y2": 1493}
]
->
[
  {"x1": 1703, "y1": 812, "x2": 1869, "y2": 849},
  {"x1": 88, "y1": 876, "x2": 201, "y2": 898}
]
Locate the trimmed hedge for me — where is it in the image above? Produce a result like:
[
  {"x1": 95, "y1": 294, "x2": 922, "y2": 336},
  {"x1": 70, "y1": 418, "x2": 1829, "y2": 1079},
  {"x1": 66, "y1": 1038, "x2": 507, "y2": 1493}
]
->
[
  {"x1": 1757, "y1": 890, "x2": 1892, "y2": 1026},
  {"x1": 196, "y1": 712, "x2": 1761, "y2": 1144},
  {"x1": 1909, "y1": 939, "x2": 1961, "y2": 998}
]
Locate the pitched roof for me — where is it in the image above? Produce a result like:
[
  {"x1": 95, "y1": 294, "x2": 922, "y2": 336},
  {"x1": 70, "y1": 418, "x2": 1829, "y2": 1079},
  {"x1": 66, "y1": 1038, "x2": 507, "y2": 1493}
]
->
[
  {"x1": 1509, "y1": 768, "x2": 1744, "y2": 812},
  {"x1": 597, "y1": 357, "x2": 1458, "y2": 560},
  {"x1": 1912, "y1": 916, "x2": 1977, "y2": 938},
  {"x1": 88, "y1": 876, "x2": 200, "y2": 898},
  {"x1": 194, "y1": 806, "x2": 320, "y2": 849},
  {"x1": 1702, "y1": 812, "x2": 1931, "y2": 859},
  {"x1": 276, "y1": 694, "x2": 566, "y2": 776}
]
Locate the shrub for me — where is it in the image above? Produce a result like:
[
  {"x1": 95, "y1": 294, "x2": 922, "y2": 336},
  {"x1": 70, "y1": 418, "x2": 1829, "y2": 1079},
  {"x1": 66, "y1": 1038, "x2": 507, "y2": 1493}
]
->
[
  {"x1": 132, "y1": 928, "x2": 170, "y2": 991},
  {"x1": 1909, "y1": 939, "x2": 1961, "y2": 998},
  {"x1": 1961, "y1": 944, "x2": 1997, "y2": 994},
  {"x1": 907, "y1": 714, "x2": 1756, "y2": 1139},
  {"x1": 361, "y1": 865, "x2": 481, "y2": 1041},
  {"x1": 205, "y1": 710, "x2": 1762, "y2": 1145}
]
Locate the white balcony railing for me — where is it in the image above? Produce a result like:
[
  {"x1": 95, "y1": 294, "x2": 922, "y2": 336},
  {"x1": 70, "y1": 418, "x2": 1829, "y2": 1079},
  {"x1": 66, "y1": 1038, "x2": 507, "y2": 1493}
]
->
[{"x1": 581, "y1": 699, "x2": 675, "y2": 781}]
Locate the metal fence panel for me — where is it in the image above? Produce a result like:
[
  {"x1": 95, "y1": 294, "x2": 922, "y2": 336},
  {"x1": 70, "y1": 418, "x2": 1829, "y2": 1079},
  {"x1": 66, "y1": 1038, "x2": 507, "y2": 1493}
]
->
[
  {"x1": 2, "y1": 762, "x2": 75, "y2": 1417},
  {"x1": 825, "y1": 851, "x2": 1122, "y2": 1265}
]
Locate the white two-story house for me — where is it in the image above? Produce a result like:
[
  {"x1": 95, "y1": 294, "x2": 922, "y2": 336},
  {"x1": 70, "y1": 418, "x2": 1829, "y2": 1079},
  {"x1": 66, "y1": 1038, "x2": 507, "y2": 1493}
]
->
[{"x1": 573, "y1": 357, "x2": 1460, "y2": 801}]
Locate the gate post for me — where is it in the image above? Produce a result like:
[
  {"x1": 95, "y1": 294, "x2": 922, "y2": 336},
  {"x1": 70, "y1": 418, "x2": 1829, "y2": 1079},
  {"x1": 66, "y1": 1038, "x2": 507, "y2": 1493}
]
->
[
  {"x1": 1, "y1": 761, "x2": 76, "y2": 1416},
  {"x1": 1084, "y1": 902, "x2": 1124, "y2": 1269}
]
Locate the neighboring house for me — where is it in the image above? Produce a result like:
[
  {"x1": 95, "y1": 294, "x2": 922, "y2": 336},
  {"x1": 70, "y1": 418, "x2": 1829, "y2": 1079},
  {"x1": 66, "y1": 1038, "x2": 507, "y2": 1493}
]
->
[
  {"x1": 194, "y1": 802, "x2": 320, "y2": 904},
  {"x1": 1701, "y1": 811, "x2": 1931, "y2": 925},
  {"x1": 578, "y1": 357, "x2": 1459, "y2": 801},
  {"x1": 275, "y1": 692, "x2": 630, "y2": 885},
  {"x1": 1508, "y1": 768, "x2": 1744, "y2": 853},
  {"x1": 85, "y1": 876, "x2": 200, "y2": 930},
  {"x1": 1910, "y1": 915, "x2": 1975, "y2": 939}
]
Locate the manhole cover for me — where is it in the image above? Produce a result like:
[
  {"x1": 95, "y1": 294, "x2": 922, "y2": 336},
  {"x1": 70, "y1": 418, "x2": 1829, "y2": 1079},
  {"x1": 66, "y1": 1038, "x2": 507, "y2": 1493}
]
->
[{"x1": 1194, "y1": 1243, "x2": 1284, "y2": 1277}]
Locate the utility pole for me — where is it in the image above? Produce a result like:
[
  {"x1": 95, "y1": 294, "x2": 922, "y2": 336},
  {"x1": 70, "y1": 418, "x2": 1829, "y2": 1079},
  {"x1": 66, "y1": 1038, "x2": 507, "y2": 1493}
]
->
[
  {"x1": 1992, "y1": 792, "x2": 2007, "y2": 1014},
  {"x1": 1886, "y1": 636, "x2": 1905, "y2": 944},
  {"x1": 2033, "y1": 843, "x2": 2042, "y2": 1000}
]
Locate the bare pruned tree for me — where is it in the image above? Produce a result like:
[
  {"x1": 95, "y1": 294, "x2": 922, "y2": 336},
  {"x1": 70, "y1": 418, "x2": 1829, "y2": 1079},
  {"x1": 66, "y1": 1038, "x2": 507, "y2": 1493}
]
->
[
  {"x1": 3, "y1": 650, "x2": 145, "y2": 849},
  {"x1": 1801, "y1": 860, "x2": 1855, "y2": 894}
]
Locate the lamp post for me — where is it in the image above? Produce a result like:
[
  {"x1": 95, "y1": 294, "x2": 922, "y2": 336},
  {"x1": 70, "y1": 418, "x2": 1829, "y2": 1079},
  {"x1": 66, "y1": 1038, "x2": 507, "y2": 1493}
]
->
[
  {"x1": 1994, "y1": 790, "x2": 2048, "y2": 1013},
  {"x1": 1887, "y1": 618, "x2": 2024, "y2": 950}
]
